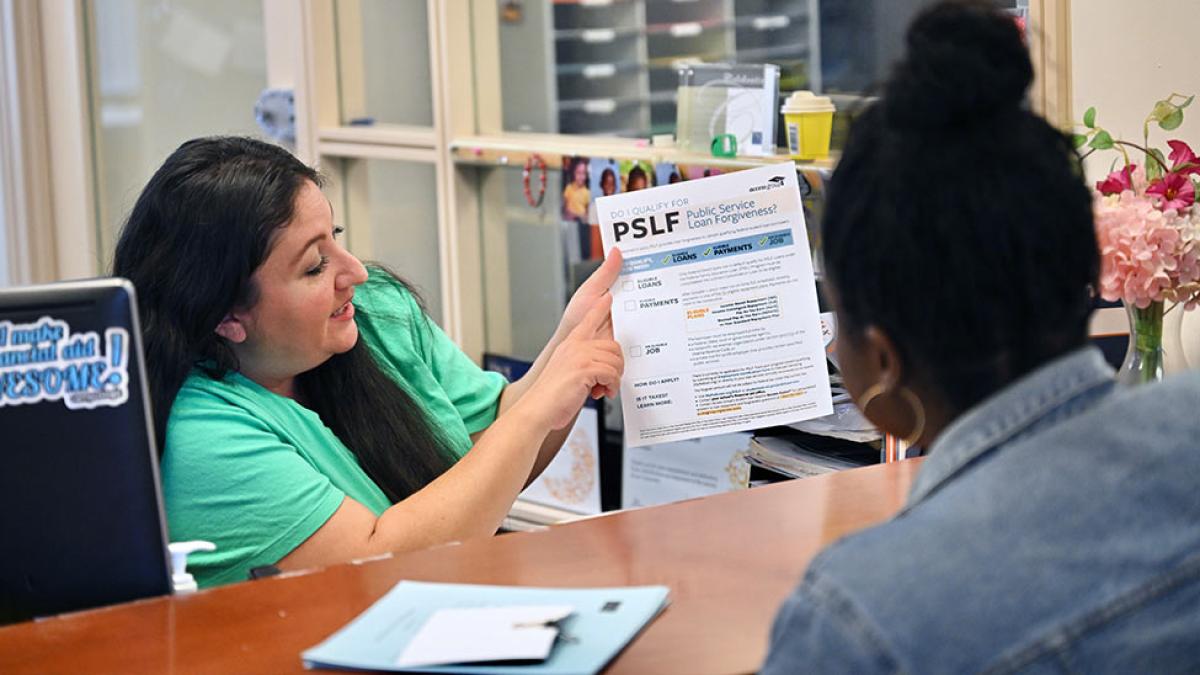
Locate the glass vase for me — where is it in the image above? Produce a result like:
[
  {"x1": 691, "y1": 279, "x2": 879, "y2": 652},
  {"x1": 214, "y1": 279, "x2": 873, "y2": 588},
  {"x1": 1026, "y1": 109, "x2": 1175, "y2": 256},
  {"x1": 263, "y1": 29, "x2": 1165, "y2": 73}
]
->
[{"x1": 1117, "y1": 300, "x2": 1165, "y2": 386}]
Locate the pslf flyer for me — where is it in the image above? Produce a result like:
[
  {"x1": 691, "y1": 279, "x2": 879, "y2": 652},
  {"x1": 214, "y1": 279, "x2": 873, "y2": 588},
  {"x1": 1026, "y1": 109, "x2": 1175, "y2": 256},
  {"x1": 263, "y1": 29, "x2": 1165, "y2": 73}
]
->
[{"x1": 596, "y1": 162, "x2": 833, "y2": 448}]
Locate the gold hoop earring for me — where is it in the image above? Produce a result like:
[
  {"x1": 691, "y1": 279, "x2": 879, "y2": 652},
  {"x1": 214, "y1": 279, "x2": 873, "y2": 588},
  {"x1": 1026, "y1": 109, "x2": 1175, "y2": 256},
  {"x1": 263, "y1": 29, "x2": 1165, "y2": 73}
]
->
[
  {"x1": 854, "y1": 383, "x2": 886, "y2": 415},
  {"x1": 898, "y1": 387, "x2": 926, "y2": 447},
  {"x1": 855, "y1": 383, "x2": 927, "y2": 447}
]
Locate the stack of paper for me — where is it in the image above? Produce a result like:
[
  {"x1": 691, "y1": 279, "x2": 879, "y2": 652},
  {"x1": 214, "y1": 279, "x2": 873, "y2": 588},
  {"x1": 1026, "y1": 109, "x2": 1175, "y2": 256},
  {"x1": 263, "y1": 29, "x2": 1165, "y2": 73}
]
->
[
  {"x1": 502, "y1": 499, "x2": 587, "y2": 532},
  {"x1": 786, "y1": 399, "x2": 881, "y2": 444},
  {"x1": 302, "y1": 581, "x2": 670, "y2": 674},
  {"x1": 747, "y1": 435, "x2": 867, "y2": 479}
]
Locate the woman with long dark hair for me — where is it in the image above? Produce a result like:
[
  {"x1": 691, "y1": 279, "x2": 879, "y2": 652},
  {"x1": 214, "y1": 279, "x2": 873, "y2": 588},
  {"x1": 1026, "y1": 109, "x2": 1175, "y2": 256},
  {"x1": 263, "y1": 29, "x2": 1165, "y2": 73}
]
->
[
  {"x1": 113, "y1": 137, "x2": 623, "y2": 587},
  {"x1": 763, "y1": 1, "x2": 1200, "y2": 670}
]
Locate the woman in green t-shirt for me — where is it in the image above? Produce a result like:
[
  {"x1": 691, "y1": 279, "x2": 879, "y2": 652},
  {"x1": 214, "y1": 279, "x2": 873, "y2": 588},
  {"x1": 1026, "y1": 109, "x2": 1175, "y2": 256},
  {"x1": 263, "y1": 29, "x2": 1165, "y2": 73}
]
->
[{"x1": 112, "y1": 137, "x2": 624, "y2": 587}]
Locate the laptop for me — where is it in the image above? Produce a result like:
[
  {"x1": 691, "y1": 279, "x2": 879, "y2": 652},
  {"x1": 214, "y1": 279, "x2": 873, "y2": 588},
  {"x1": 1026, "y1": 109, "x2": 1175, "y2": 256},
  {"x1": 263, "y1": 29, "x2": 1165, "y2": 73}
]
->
[{"x1": 0, "y1": 278, "x2": 171, "y2": 624}]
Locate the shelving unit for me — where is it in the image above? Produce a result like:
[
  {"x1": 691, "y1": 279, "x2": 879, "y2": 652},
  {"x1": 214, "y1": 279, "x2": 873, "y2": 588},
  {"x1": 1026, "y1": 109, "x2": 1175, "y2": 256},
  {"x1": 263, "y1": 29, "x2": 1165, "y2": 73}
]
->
[
  {"x1": 448, "y1": 132, "x2": 835, "y2": 171},
  {"x1": 499, "y1": 0, "x2": 820, "y2": 138},
  {"x1": 450, "y1": 131, "x2": 835, "y2": 369}
]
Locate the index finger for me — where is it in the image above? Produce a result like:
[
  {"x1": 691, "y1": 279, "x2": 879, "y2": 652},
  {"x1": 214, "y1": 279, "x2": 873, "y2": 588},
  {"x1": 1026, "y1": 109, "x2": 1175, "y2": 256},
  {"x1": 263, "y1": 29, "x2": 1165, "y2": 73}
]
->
[
  {"x1": 582, "y1": 247, "x2": 624, "y2": 293},
  {"x1": 570, "y1": 293, "x2": 613, "y2": 339}
]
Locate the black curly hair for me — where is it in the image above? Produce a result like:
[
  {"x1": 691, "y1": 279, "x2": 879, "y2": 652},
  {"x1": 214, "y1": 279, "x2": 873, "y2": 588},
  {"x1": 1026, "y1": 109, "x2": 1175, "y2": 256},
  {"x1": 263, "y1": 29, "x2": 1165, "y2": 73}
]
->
[{"x1": 821, "y1": 0, "x2": 1099, "y2": 414}]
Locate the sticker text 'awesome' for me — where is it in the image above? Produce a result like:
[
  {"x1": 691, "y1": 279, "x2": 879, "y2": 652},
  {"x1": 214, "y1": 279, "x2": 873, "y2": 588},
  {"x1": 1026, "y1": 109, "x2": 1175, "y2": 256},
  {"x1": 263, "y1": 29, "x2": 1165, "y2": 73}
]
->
[{"x1": 0, "y1": 317, "x2": 131, "y2": 410}]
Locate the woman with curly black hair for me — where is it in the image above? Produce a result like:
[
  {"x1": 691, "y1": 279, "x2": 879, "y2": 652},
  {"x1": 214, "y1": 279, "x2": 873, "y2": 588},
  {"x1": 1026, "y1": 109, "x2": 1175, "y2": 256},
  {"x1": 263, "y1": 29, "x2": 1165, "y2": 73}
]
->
[{"x1": 763, "y1": 2, "x2": 1200, "y2": 671}]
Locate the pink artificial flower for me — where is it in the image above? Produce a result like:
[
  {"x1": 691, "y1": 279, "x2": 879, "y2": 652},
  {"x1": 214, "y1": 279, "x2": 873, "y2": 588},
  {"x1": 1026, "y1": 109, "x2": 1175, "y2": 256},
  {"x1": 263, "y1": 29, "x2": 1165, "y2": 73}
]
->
[
  {"x1": 1094, "y1": 189, "x2": 1200, "y2": 308},
  {"x1": 1167, "y1": 140, "x2": 1200, "y2": 177},
  {"x1": 1096, "y1": 164, "x2": 1137, "y2": 196},
  {"x1": 1147, "y1": 172, "x2": 1196, "y2": 211}
]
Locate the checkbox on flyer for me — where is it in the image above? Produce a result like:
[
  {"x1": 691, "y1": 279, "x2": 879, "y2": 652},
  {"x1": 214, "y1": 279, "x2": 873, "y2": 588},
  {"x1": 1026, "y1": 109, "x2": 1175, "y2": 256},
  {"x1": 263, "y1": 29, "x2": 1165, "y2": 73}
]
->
[
  {"x1": 631, "y1": 345, "x2": 644, "y2": 357},
  {"x1": 623, "y1": 281, "x2": 635, "y2": 292},
  {"x1": 624, "y1": 300, "x2": 638, "y2": 312}
]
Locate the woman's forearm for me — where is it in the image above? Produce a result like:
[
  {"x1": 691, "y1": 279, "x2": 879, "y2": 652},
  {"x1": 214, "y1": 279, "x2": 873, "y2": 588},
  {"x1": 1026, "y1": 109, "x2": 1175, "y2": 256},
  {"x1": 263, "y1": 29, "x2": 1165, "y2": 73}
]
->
[
  {"x1": 493, "y1": 333, "x2": 581, "y2": 485},
  {"x1": 277, "y1": 400, "x2": 553, "y2": 572},
  {"x1": 369, "y1": 399, "x2": 550, "y2": 549},
  {"x1": 496, "y1": 327, "x2": 565, "y2": 415},
  {"x1": 495, "y1": 347, "x2": 582, "y2": 485}
]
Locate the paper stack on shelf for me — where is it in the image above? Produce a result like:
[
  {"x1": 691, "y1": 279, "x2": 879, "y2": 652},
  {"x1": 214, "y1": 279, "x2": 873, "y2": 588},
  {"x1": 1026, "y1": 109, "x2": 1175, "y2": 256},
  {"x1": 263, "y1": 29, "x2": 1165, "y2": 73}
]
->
[
  {"x1": 787, "y1": 396, "x2": 881, "y2": 444},
  {"x1": 747, "y1": 435, "x2": 865, "y2": 479},
  {"x1": 502, "y1": 498, "x2": 588, "y2": 533}
]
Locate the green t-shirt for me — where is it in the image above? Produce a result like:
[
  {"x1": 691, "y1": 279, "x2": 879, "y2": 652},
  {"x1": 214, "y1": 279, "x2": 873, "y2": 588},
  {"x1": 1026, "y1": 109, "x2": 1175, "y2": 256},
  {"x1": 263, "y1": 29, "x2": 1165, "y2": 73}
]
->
[{"x1": 161, "y1": 271, "x2": 507, "y2": 588}]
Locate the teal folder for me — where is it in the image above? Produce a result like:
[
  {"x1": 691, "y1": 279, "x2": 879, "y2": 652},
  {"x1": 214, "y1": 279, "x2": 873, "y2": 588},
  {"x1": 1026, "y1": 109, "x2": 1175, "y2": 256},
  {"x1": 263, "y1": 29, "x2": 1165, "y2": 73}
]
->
[{"x1": 301, "y1": 581, "x2": 670, "y2": 674}]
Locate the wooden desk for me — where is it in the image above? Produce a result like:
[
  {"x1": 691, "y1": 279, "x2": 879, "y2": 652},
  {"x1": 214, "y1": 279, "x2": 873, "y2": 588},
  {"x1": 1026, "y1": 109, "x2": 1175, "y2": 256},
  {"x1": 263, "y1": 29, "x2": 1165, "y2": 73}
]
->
[{"x1": 0, "y1": 459, "x2": 921, "y2": 674}]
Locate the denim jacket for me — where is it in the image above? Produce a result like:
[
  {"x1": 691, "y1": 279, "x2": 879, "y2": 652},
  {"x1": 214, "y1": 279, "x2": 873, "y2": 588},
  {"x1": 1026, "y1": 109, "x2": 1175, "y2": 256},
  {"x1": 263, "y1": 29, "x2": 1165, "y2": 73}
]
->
[{"x1": 762, "y1": 347, "x2": 1200, "y2": 674}]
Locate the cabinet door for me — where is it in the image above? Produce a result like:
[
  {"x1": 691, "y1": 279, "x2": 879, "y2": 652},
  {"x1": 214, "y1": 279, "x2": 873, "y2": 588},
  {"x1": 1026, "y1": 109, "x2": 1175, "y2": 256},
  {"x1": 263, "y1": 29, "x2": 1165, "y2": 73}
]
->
[
  {"x1": 331, "y1": 157, "x2": 445, "y2": 326},
  {"x1": 84, "y1": 0, "x2": 270, "y2": 268},
  {"x1": 312, "y1": 0, "x2": 450, "y2": 327},
  {"x1": 333, "y1": 0, "x2": 434, "y2": 127}
]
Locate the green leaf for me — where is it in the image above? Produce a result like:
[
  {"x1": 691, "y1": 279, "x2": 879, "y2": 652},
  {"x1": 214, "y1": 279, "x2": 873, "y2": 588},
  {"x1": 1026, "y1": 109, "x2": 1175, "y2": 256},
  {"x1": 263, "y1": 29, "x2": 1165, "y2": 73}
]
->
[
  {"x1": 1089, "y1": 130, "x2": 1114, "y2": 150},
  {"x1": 1150, "y1": 100, "x2": 1177, "y2": 123},
  {"x1": 1071, "y1": 133, "x2": 1088, "y2": 149},
  {"x1": 1159, "y1": 106, "x2": 1184, "y2": 130},
  {"x1": 1083, "y1": 107, "x2": 1096, "y2": 128}
]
